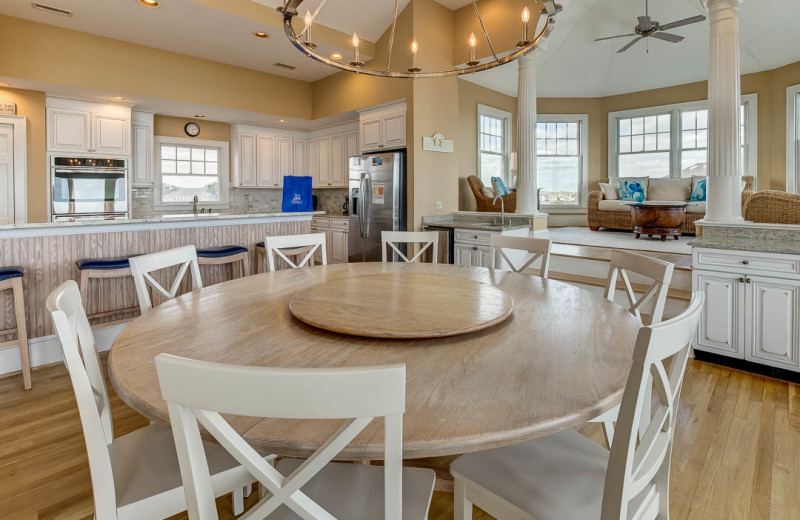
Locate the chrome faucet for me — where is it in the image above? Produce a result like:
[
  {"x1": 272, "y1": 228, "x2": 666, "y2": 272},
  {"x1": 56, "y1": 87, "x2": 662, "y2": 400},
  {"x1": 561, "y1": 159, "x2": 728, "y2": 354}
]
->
[
  {"x1": 192, "y1": 195, "x2": 199, "y2": 216},
  {"x1": 493, "y1": 195, "x2": 506, "y2": 226}
]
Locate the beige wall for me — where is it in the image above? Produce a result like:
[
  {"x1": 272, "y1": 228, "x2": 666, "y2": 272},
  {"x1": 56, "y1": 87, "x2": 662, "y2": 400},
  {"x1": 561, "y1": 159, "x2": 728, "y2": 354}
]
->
[{"x1": 0, "y1": 87, "x2": 47, "y2": 223}]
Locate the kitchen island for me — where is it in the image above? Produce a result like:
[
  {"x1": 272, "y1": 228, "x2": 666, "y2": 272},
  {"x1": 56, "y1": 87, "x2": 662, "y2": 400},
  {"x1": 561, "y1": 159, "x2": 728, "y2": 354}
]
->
[{"x1": 0, "y1": 212, "x2": 319, "y2": 375}]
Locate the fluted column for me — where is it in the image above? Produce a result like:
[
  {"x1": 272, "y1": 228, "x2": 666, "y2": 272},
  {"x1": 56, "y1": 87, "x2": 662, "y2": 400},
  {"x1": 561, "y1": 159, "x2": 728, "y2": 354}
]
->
[
  {"x1": 516, "y1": 52, "x2": 539, "y2": 215},
  {"x1": 705, "y1": 0, "x2": 745, "y2": 222}
]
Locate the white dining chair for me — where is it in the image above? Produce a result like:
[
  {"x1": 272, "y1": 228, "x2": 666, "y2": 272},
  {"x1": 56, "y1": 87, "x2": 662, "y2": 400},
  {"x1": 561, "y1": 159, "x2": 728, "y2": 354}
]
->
[
  {"x1": 262, "y1": 233, "x2": 327, "y2": 272},
  {"x1": 591, "y1": 250, "x2": 676, "y2": 447},
  {"x1": 129, "y1": 245, "x2": 203, "y2": 313},
  {"x1": 45, "y1": 280, "x2": 256, "y2": 520},
  {"x1": 450, "y1": 292, "x2": 704, "y2": 520},
  {"x1": 156, "y1": 356, "x2": 436, "y2": 520},
  {"x1": 489, "y1": 235, "x2": 552, "y2": 278},
  {"x1": 381, "y1": 231, "x2": 439, "y2": 263}
]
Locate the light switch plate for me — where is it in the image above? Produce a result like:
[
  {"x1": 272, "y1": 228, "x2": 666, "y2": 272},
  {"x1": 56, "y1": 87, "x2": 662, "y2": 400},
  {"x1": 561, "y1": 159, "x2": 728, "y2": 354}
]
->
[
  {"x1": 435, "y1": 201, "x2": 443, "y2": 210},
  {"x1": 0, "y1": 102, "x2": 17, "y2": 116}
]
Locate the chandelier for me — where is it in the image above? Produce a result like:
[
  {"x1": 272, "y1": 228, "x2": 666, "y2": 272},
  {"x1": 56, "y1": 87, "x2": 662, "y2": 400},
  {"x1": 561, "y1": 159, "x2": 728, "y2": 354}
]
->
[{"x1": 281, "y1": 0, "x2": 562, "y2": 79}]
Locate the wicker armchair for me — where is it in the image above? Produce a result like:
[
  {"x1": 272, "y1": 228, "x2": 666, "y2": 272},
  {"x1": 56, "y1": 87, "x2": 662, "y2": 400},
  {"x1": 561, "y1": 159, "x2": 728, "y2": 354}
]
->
[
  {"x1": 744, "y1": 191, "x2": 800, "y2": 224},
  {"x1": 467, "y1": 175, "x2": 517, "y2": 213}
]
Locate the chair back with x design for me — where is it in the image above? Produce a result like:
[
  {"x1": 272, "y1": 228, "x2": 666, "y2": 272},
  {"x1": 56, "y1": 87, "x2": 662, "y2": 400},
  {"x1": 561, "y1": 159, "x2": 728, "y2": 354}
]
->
[
  {"x1": 156, "y1": 354, "x2": 406, "y2": 520},
  {"x1": 264, "y1": 233, "x2": 326, "y2": 272},
  {"x1": 601, "y1": 293, "x2": 703, "y2": 520},
  {"x1": 381, "y1": 231, "x2": 438, "y2": 263},
  {"x1": 129, "y1": 245, "x2": 203, "y2": 312},
  {"x1": 488, "y1": 235, "x2": 552, "y2": 278},
  {"x1": 605, "y1": 250, "x2": 674, "y2": 325}
]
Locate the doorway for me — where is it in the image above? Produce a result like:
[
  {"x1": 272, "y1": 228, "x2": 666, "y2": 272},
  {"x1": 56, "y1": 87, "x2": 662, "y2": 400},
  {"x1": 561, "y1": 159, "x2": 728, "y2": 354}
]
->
[{"x1": 0, "y1": 123, "x2": 13, "y2": 224}]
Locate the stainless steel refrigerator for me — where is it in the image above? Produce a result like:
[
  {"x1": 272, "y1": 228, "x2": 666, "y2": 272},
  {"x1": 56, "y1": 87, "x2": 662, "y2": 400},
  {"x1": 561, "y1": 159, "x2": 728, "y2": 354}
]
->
[{"x1": 348, "y1": 152, "x2": 407, "y2": 262}]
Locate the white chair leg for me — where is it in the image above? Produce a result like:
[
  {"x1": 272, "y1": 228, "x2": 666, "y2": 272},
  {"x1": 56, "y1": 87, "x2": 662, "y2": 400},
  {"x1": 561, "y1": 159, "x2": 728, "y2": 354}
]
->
[
  {"x1": 232, "y1": 486, "x2": 244, "y2": 516},
  {"x1": 454, "y1": 479, "x2": 473, "y2": 520},
  {"x1": 243, "y1": 482, "x2": 252, "y2": 498},
  {"x1": 602, "y1": 421, "x2": 615, "y2": 449}
]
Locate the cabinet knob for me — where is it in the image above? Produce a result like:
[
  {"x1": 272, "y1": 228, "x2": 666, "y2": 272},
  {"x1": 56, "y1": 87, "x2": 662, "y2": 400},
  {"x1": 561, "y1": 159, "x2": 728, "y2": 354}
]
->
[
  {"x1": 739, "y1": 277, "x2": 745, "y2": 283},
  {"x1": 473, "y1": 246, "x2": 478, "y2": 251},
  {"x1": 746, "y1": 277, "x2": 752, "y2": 283},
  {"x1": 742, "y1": 260, "x2": 750, "y2": 265}
]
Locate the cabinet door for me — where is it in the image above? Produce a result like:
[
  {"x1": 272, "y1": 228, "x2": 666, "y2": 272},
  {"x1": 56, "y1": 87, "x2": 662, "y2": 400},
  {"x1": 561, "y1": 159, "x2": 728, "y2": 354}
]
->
[
  {"x1": 293, "y1": 139, "x2": 306, "y2": 175},
  {"x1": 48, "y1": 108, "x2": 90, "y2": 152},
  {"x1": 92, "y1": 113, "x2": 129, "y2": 155},
  {"x1": 131, "y1": 123, "x2": 153, "y2": 186},
  {"x1": 693, "y1": 270, "x2": 745, "y2": 358},
  {"x1": 360, "y1": 118, "x2": 381, "y2": 152},
  {"x1": 307, "y1": 139, "x2": 319, "y2": 188},
  {"x1": 474, "y1": 245, "x2": 491, "y2": 268},
  {"x1": 238, "y1": 134, "x2": 256, "y2": 187},
  {"x1": 330, "y1": 135, "x2": 345, "y2": 187},
  {"x1": 381, "y1": 112, "x2": 406, "y2": 149},
  {"x1": 317, "y1": 137, "x2": 332, "y2": 186},
  {"x1": 277, "y1": 137, "x2": 293, "y2": 184},
  {"x1": 310, "y1": 225, "x2": 326, "y2": 264},
  {"x1": 256, "y1": 135, "x2": 278, "y2": 187},
  {"x1": 331, "y1": 229, "x2": 348, "y2": 264},
  {"x1": 454, "y1": 244, "x2": 474, "y2": 267},
  {"x1": 746, "y1": 277, "x2": 800, "y2": 370},
  {"x1": 346, "y1": 131, "x2": 359, "y2": 159}
]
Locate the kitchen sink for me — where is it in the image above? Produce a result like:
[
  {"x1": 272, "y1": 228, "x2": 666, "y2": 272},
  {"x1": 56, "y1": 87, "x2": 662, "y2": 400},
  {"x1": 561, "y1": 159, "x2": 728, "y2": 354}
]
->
[{"x1": 161, "y1": 213, "x2": 221, "y2": 219}]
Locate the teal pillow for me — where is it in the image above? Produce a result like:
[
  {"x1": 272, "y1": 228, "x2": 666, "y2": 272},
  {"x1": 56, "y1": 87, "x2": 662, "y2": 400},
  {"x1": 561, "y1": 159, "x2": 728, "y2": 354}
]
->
[
  {"x1": 491, "y1": 177, "x2": 509, "y2": 196},
  {"x1": 618, "y1": 178, "x2": 647, "y2": 202},
  {"x1": 690, "y1": 178, "x2": 707, "y2": 202}
]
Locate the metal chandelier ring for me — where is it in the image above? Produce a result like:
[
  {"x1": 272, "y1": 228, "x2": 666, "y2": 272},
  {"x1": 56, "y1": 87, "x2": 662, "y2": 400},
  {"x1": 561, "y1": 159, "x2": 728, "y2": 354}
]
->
[{"x1": 282, "y1": 0, "x2": 562, "y2": 79}]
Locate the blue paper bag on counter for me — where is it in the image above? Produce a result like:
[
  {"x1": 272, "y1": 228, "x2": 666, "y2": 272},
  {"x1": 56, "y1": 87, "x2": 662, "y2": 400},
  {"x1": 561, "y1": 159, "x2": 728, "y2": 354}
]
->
[{"x1": 281, "y1": 176, "x2": 313, "y2": 212}]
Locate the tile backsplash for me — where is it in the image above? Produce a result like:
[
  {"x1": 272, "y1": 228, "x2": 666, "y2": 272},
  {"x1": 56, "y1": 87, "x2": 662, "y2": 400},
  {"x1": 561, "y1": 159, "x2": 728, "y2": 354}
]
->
[{"x1": 132, "y1": 187, "x2": 348, "y2": 218}]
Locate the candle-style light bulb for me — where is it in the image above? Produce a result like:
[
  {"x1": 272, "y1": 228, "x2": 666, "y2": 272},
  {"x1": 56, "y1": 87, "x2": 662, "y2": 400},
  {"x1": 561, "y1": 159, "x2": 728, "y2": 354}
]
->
[
  {"x1": 302, "y1": 10, "x2": 317, "y2": 49},
  {"x1": 350, "y1": 32, "x2": 364, "y2": 67},
  {"x1": 467, "y1": 32, "x2": 479, "y2": 66},
  {"x1": 304, "y1": 9, "x2": 312, "y2": 27},
  {"x1": 517, "y1": 6, "x2": 531, "y2": 47},
  {"x1": 408, "y1": 38, "x2": 421, "y2": 73}
]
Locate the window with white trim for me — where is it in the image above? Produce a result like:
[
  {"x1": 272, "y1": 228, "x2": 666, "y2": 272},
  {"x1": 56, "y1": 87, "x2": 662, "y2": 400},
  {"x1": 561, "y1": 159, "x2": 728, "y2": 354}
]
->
[
  {"x1": 154, "y1": 137, "x2": 229, "y2": 208},
  {"x1": 609, "y1": 94, "x2": 757, "y2": 181},
  {"x1": 536, "y1": 114, "x2": 589, "y2": 208},
  {"x1": 477, "y1": 104, "x2": 511, "y2": 187},
  {"x1": 788, "y1": 84, "x2": 800, "y2": 194}
]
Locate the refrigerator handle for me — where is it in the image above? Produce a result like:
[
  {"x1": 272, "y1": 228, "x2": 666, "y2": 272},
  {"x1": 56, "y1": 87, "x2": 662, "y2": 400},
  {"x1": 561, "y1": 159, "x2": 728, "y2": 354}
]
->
[
  {"x1": 358, "y1": 174, "x2": 366, "y2": 238},
  {"x1": 362, "y1": 172, "x2": 372, "y2": 239}
]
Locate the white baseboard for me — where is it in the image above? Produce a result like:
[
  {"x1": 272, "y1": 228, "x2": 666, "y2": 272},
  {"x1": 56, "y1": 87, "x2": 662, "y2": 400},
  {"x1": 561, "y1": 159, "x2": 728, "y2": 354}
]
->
[{"x1": 0, "y1": 322, "x2": 128, "y2": 377}]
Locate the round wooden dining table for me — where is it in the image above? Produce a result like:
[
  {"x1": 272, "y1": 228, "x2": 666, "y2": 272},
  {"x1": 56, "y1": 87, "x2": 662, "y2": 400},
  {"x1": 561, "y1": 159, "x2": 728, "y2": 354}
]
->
[{"x1": 109, "y1": 262, "x2": 640, "y2": 461}]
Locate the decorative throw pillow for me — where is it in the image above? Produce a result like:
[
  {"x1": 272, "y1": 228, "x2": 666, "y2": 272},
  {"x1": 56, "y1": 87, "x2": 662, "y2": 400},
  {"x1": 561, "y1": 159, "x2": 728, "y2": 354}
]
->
[
  {"x1": 647, "y1": 177, "x2": 692, "y2": 201},
  {"x1": 480, "y1": 187, "x2": 494, "y2": 198},
  {"x1": 690, "y1": 177, "x2": 707, "y2": 202},
  {"x1": 491, "y1": 176, "x2": 509, "y2": 196},
  {"x1": 618, "y1": 177, "x2": 648, "y2": 202},
  {"x1": 599, "y1": 182, "x2": 619, "y2": 200}
]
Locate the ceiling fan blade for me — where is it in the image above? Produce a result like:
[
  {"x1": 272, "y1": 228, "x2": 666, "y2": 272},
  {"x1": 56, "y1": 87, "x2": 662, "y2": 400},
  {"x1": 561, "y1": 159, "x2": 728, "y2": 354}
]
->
[
  {"x1": 658, "y1": 15, "x2": 707, "y2": 31},
  {"x1": 617, "y1": 37, "x2": 644, "y2": 53},
  {"x1": 638, "y1": 16, "x2": 652, "y2": 31},
  {"x1": 595, "y1": 33, "x2": 638, "y2": 42},
  {"x1": 652, "y1": 32, "x2": 685, "y2": 43}
]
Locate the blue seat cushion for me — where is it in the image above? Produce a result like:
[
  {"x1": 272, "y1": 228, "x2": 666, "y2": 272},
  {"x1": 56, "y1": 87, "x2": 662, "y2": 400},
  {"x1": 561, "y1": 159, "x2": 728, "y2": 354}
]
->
[
  {"x1": 256, "y1": 241, "x2": 265, "y2": 249},
  {"x1": 0, "y1": 266, "x2": 23, "y2": 281},
  {"x1": 196, "y1": 245, "x2": 248, "y2": 258},
  {"x1": 76, "y1": 257, "x2": 132, "y2": 270}
]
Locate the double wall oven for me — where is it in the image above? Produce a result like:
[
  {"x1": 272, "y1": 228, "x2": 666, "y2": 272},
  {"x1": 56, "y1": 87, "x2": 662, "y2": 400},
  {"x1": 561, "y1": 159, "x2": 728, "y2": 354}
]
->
[{"x1": 51, "y1": 157, "x2": 128, "y2": 221}]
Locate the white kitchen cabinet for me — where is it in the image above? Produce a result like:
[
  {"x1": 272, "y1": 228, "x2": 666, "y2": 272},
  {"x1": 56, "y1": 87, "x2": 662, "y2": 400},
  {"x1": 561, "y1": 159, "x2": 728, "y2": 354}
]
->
[
  {"x1": 256, "y1": 135, "x2": 278, "y2": 187},
  {"x1": 346, "y1": 131, "x2": 359, "y2": 160},
  {"x1": 307, "y1": 139, "x2": 318, "y2": 187},
  {"x1": 47, "y1": 97, "x2": 131, "y2": 155},
  {"x1": 317, "y1": 137, "x2": 332, "y2": 187},
  {"x1": 330, "y1": 219, "x2": 349, "y2": 264},
  {"x1": 131, "y1": 112, "x2": 154, "y2": 187},
  {"x1": 277, "y1": 137, "x2": 293, "y2": 180},
  {"x1": 235, "y1": 133, "x2": 256, "y2": 187},
  {"x1": 293, "y1": 139, "x2": 307, "y2": 175},
  {"x1": 358, "y1": 100, "x2": 407, "y2": 153},
  {"x1": 693, "y1": 247, "x2": 800, "y2": 372},
  {"x1": 330, "y1": 135, "x2": 345, "y2": 187}
]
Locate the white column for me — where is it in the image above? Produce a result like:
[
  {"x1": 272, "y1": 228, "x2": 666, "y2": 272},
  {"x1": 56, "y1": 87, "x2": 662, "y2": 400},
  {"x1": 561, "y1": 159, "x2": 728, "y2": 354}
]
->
[
  {"x1": 704, "y1": 0, "x2": 744, "y2": 222},
  {"x1": 515, "y1": 52, "x2": 539, "y2": 215}
]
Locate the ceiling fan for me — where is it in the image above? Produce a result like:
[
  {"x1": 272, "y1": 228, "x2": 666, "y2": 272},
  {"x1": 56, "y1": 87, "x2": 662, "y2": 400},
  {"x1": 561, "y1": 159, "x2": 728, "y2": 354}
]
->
[{"x1": 595, "y1": 0, "x2": 707, "y2": 53}]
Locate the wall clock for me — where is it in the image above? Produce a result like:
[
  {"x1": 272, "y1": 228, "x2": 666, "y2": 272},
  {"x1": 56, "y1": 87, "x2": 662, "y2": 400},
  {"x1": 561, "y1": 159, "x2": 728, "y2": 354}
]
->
[{"x1": 184, "y1": 122, "x2": 201, "y2": 137}]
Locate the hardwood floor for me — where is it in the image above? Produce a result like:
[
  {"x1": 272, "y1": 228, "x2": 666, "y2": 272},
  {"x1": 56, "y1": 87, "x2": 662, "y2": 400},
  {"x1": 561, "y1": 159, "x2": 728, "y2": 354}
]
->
[{"x1": 1, "y1": 356, "x2": 798, "y2": 519}]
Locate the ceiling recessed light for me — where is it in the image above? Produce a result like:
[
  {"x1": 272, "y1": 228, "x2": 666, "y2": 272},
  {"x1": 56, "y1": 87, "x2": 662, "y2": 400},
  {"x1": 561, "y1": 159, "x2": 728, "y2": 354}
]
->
[
  {"x1": 253, "y1": 32, "x2": 270, "y2": 40},
  {"x1": 277, "y1": 119, "x2": 288, "y2": 123},
  {"x1": 194, "y1": 114, "x2": 207, "y2": 119},
  {"x1": 330, "y1": 53, "x2": 343, "y2": 60},
  {"x1": 111, "y1": 96, "x2": 126, "y2": 101},
  {"x1": 138, "y1": 0, "x2": 159, "y2": 7},
  {"x1": 0, "y1": 82, "x2": 9, "y2": 87}
]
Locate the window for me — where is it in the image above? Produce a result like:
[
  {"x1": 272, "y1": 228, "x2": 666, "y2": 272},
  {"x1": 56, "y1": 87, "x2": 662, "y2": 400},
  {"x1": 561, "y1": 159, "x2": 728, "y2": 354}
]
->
[
  {"x1": 609, "y1": 95, "x2": 757, "y2": 180},
  {"x1": 788, "y1": 84, "x2": 800, "y2": 194},
  {"x1": 154, "y1": 137, "x2": 229, "y2": 208},
  {"x1": 477, "y1": 105, "x2": 511, "y2": 187},
  {"x1": 536, "y1": 114, "x2": 589, "y2": 208}
]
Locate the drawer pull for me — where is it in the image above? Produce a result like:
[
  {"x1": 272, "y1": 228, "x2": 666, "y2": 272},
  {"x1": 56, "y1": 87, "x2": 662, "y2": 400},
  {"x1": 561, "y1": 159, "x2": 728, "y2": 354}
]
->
[
  {"x1": 738, "y1": 277, "x2": 745, "y2": 283},
  {"x1": 742, "y1": 260, "x2": 749, "y2": 265},
  {"x1": 746, "y1": 277, "x2": 752, "y2": 283}
]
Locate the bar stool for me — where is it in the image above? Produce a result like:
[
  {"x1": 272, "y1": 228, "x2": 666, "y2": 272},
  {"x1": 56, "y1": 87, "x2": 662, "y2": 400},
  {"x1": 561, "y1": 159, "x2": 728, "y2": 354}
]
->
[
  {"x1": 77, "y1": 256, "x2": 138, "y2": 320},
  {"x1": 0, "y1": 264, "x2": 30, "y2": 390},
  {"x1": 255, "y1": 242, "x2": 315, "y2": 273},
  {"x1": 196, "y1": 245, "x2": 250, "y2": 280}
]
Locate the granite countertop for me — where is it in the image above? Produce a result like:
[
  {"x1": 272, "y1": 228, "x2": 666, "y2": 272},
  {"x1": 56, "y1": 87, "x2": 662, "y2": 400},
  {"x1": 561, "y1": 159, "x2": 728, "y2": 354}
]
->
[
  {"x1": 422, "y1": 213, "x2": 531, "y2": 232},
  {"x1": 690, "y1": 221, "x2": 800, "y2": 255},
  {"x1": 689, "y1": 236, "x2": 800, "y2": 256},
  {"x1": 0, "y1": 211, "x2": 325, "y2": 231},
  {"x1": 317, "y1": 213, "x2": 349, "y2": 219}
]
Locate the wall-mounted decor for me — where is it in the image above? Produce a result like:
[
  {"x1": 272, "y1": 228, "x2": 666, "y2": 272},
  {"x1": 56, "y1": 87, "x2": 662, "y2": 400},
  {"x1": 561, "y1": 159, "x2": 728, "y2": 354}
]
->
[
  {"x1": 0, "y1": 102, "x2": 17, "y2": 116},
  {"x1": 422, "y1": 133, "x2": 454, "y2": 154}
]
